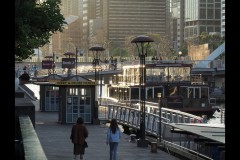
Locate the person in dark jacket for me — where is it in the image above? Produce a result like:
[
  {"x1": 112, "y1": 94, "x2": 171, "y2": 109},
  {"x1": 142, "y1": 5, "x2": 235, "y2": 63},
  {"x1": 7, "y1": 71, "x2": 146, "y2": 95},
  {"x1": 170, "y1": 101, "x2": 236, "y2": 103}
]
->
[{"x1": 70, "y1": 117, "x2": 89, "y2": 160}]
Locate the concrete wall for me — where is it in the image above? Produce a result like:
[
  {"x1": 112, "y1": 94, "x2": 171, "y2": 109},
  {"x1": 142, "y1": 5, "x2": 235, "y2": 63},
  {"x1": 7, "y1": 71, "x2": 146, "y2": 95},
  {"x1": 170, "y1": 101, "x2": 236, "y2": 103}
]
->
[{"x1": 15, "y1": 90, "x2": 35, "y2": 128}]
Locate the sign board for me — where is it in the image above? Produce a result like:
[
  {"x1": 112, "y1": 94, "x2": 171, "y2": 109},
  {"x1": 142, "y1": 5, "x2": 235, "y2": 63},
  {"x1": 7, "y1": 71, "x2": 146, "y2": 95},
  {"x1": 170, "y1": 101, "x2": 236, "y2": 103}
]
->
[
  {"x1": 55, "y1": 81, "x2": 96, "y2": 85},
  {"x1": 62, "y1": 58, "x2": 75, "y2": 68},
  {"x1": 42, "y1": 60, "x2": 53, "y2": 69}
]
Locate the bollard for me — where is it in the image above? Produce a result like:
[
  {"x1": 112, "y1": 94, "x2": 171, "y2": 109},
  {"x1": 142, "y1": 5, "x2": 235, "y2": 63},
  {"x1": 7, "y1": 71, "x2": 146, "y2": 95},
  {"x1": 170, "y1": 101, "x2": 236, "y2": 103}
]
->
[
  {"x1": 129, "y1": 134, "x2": 136, "y2": 143},
  {"x1": 197, "y1": 118, "x2": 201, "y2": 123},
  {"x1": 151, "y1": 142, "x2": 158, "y2": 153},
  {"x1": 190, "y1": 118, "x2": 194, "y2": 123},
  {"x1": 202, "y1": 115, "x2": 208, "y2": 123}
]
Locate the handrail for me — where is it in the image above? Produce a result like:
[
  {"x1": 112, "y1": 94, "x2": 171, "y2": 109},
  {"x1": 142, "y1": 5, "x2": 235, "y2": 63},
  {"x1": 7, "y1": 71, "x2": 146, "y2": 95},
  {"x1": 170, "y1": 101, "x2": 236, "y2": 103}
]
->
[
  {"x1": 98, "y1": 101, "x2": 216, "y2": 160},
  {"x1": 19, "y1": 116, "x2": 47, "y2": 160},
  {"x1": 99, "y1": 97, "x2": 204, "y2": 137},
  {"x1": 18, "y1": 85, "x2": 38, "y2": 101},
  {"x1": 99, "y1": 97, "x2": 203, "y2": 121},
  {"x1": 162, "y1": 140, "x2": 213, "y2": 160}
]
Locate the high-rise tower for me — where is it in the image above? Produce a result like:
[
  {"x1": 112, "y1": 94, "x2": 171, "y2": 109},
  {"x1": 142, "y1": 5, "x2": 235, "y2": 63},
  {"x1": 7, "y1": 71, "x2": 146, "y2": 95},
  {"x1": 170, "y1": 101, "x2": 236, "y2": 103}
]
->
[
  {"x1": 184, "y1": 0, "x2": 221, "y2": 40},
  {"x1": 102, "y1": 0, "x2": 169, "y2": 47}
]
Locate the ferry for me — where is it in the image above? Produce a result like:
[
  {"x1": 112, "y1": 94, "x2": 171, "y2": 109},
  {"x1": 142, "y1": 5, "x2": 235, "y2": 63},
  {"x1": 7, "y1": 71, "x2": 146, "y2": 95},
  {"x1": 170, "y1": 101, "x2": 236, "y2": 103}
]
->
[{"x1": 107, "y1": 59, "x2": 218, "y2": 117}]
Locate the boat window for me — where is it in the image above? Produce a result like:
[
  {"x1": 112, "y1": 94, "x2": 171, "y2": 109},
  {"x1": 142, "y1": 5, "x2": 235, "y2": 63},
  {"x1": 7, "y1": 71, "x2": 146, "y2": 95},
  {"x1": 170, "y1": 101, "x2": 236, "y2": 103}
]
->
[
  {"x1": 188, "y1": 88, "x2": 194, "y2": 98},
  {"x1": 195, "y1": 88, "x2": 200, "y2": 98},
  {"x1": 201, "y1": 87, "x2": 209, "y2": 98},
  {"x1": 179, "y1": 87, "x2": 188, "y2": 98},
  {"x1": 147, "y1": 88, "x2": 153, "y2": 99},
  {"x1": 154, "y1": 87, "x2": 164, "y2": 99},
  {"x1": 131, "y1": 88, "x2": 139, "y2": 99}
]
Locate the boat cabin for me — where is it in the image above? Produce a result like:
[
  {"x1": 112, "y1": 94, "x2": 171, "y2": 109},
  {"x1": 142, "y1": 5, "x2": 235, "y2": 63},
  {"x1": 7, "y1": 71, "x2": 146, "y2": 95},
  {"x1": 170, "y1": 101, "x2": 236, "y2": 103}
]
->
[{"x1": 107, "y1": 60, "x2": 217, "y2": 117}]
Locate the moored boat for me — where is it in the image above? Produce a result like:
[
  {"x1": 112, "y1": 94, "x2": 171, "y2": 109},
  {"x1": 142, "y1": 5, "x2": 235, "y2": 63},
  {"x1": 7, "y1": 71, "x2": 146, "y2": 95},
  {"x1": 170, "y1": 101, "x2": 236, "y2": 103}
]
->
[{"x1": 107, "y1": 60, "x2": 218, "y2": 117}]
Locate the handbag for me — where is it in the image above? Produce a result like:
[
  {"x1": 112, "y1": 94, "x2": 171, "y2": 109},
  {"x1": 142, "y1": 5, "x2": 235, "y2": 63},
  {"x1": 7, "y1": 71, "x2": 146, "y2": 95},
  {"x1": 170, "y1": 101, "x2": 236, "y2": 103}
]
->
[{"x1": 84, "y1": 140, "x2": 88, "y2": 148}]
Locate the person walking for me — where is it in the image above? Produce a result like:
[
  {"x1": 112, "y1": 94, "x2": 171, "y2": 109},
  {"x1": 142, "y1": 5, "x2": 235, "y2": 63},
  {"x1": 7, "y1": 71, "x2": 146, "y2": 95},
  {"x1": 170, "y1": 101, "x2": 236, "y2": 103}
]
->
[
  {"x1": 106, "y1": 119, "x2": 121, "y2": 160},
  {"x1": 70, "y1": 117, "x2": 89, "y2": 160}
]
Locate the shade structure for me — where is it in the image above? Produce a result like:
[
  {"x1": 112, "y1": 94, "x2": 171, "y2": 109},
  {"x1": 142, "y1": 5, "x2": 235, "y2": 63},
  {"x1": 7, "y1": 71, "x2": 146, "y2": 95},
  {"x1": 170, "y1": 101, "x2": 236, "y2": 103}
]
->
[
  {"x1": 131, "y1": 35, "x2": 154, "y2": 43},
  {"x1": 44, "y1": 55, "x2": 54, "y2": 59},
  {"x1": 89, "y1": 45, "x2": 105, "y2": 51},
  {"x1": 64, "y1": 52, "x2": 75, "y2": 56}
]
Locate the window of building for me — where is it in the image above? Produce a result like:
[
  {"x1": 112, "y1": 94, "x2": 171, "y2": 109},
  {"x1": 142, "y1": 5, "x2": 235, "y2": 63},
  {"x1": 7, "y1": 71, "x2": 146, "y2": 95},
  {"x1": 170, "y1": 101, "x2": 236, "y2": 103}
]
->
[
  {"x1": 215, "y1": 3, "x2": 221, "y2": 8},
  {"x1": 207, "y1": 26, "x2": 214, "y2": 32},
  {"x1": 200, "y1": 9, "x2": 206, "y2": 19},
  {"x1": 207, "y1": 9, "x2": 214, "y2": 19},
  {"x1": 215, "y1": 27, "x2": 221, "y2": 32},
  {"x1": 215, "y1": 9, "x2": 221, "y2": 19},
  {"x1": 200, "y1": 26, "x2": 206, "y2": 34}
]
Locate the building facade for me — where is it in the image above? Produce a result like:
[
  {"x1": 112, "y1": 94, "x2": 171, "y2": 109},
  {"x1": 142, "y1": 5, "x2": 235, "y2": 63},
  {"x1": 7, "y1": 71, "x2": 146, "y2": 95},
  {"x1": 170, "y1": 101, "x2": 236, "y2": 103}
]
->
[
  {"x1": 51, "y1": 15, "x2": 82, "y2": 57},
  {"x1": 170, "y1": 0, "x2": 185, "y2": 52},
  {"x1": 184, "y1": 0, "x2": 221, "y2": 40},
  {"x1": 220, "y1": 0, "x2": 225, "y2": 37},
  {"x1": 102, "y1": 0, "x2": 169, "y2": 48}
]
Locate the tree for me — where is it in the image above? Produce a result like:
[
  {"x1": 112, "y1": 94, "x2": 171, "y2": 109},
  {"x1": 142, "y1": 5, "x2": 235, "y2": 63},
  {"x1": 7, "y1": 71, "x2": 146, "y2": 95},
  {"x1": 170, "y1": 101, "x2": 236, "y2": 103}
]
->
[
  {"x1": 186, "y1": 32, "x2": 224, "y2": 50},
  {"x1": 15, "y1": 0, "x2": 66, "y2": 61},
  {"x1": 124, "y1": 35, "x2": 136, "y2": 58},
  {"x1": 147, "y1": 33, "x2": 175, "y2": 60},
  {"x1": 179, "y1": 42, "x2": 188, "y2": 56}
]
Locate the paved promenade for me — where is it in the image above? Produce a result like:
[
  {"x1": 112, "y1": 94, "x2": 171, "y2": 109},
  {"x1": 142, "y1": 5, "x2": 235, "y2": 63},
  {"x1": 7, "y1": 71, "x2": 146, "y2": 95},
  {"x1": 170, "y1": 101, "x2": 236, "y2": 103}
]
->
[{"x1": 33, "y1": 101, "x2": 180, "y2": 160}]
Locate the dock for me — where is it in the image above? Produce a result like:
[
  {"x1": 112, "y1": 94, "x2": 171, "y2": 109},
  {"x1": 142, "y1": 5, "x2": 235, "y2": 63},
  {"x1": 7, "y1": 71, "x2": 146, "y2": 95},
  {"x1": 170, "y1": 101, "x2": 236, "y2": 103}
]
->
[{"x1": 35, "y1": 111, "x2": 181, "y2": 160}]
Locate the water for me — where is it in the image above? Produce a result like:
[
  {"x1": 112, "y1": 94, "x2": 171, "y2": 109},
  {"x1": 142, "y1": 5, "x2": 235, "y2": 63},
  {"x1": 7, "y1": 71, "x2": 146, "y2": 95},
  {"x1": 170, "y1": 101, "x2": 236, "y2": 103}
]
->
[{"x1": 25, "y1": 83, "x2": 224, "y2": 124}]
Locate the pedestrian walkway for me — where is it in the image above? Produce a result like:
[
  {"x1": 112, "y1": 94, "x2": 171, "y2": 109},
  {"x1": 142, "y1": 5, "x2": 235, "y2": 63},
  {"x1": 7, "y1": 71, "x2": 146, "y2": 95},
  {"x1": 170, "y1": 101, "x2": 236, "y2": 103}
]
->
[{"x1": 33, "y1": 100, "x2": 181, "y2": 160}]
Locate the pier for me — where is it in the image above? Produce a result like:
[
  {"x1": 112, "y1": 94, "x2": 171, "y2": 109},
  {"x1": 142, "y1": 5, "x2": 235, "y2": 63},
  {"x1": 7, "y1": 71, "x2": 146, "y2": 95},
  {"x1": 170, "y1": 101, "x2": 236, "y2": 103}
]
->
[{"x1": 34, "y1": 111, "x2": 181, "y2": 160}]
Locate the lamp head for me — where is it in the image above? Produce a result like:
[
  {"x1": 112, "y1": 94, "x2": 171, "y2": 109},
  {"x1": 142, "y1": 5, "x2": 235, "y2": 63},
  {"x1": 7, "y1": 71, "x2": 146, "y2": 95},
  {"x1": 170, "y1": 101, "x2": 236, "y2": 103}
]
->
[
  {"x1": 131, "y1": 35, "x2": 154, "y2": 57},
  {"x1": 131, "y1": 35, "x2": 154, "y2": 44},
  {"x1": 157, "y1": 93, "x2": 162, "y2": 99},
  {"x1": 89, "y1": 44, "x2": 105, "y2": 58}
]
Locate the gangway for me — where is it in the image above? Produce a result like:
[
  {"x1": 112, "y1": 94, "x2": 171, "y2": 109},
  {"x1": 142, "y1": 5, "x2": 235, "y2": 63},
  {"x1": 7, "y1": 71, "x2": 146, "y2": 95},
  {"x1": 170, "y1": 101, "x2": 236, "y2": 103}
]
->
[{"x1": 194, "y1": 42, "x2": 225, "y2": 68}]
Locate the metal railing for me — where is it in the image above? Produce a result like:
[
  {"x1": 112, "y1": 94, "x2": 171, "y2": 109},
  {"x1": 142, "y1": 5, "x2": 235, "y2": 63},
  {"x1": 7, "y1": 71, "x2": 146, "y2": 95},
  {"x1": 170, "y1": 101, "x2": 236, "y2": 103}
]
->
[
  {"x1": 99, "y1": 97, "x2": 204, "y2": 137},
  {"x1": 98, "y1": 97, "x2": 222, "y2": 160}
]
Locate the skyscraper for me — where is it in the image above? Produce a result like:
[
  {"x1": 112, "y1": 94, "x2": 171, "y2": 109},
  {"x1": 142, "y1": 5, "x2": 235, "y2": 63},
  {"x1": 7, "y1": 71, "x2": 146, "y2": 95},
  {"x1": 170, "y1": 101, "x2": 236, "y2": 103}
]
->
[
  {"x1": 60, "y1": 0, "x2": 82, "y2": 17},
  {"x1": 82, "y1": 0, "x2": 97, "y2": 55},
  {"x1": 184, "y1": 0, "x2": 221, "y2": 40},
  {"x1": 221, "y1": 0, "x2": 225, "y2": 37},
  {"x1": 102, "y1": 0, "x2": 169, "y2": 47},
  {"x1": 170, "y1": 0, "x2": 184, "y2": 52}
]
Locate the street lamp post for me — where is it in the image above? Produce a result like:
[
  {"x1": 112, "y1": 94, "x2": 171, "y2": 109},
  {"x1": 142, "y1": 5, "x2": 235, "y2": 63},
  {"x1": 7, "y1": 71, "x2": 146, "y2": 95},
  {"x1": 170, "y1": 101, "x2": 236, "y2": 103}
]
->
[
  {"x1": 75, "y1": 47, "x2": 79, "y2": 79},
  {"x1": 63, "y1": 52, "x2": 75, "y2": 77},
  {"x1": 52, "y1": 52, "x2": 55, "y2": 74},
  {"x1": 44, "y1": 51, "x2": 57, "y2": 75},
  {"x1": 178, "y1": 51, "x2": 182, "y2": 60},
  {"x1": 89, "y1": 45, "x2": 105, "y2": 124},
  {"x1": 131, "y1": 35, "x2": 154, "y2": 147},
  {"x1": 157, "y1": 92, "x2": 162, "y2": 144}
]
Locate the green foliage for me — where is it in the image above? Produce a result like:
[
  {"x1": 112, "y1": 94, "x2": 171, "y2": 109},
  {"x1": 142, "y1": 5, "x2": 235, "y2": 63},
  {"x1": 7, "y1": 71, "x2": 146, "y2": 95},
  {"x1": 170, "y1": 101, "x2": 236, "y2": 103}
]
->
[
  {"x1": 186, "y1": 32, "x2": 225, "y2": 55},
  {"x1": 15, "y1": 0, "x2": 66, "y2": 61},
  {"x1": 147, "y1": 33, "x2": 175, "y2": 60},
  {"x1": 111, "y1": 47, "x2": 128, "y2": 57},
  {"x1": 179, "y1": 42, "x2": 188, "y2": 56}
]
